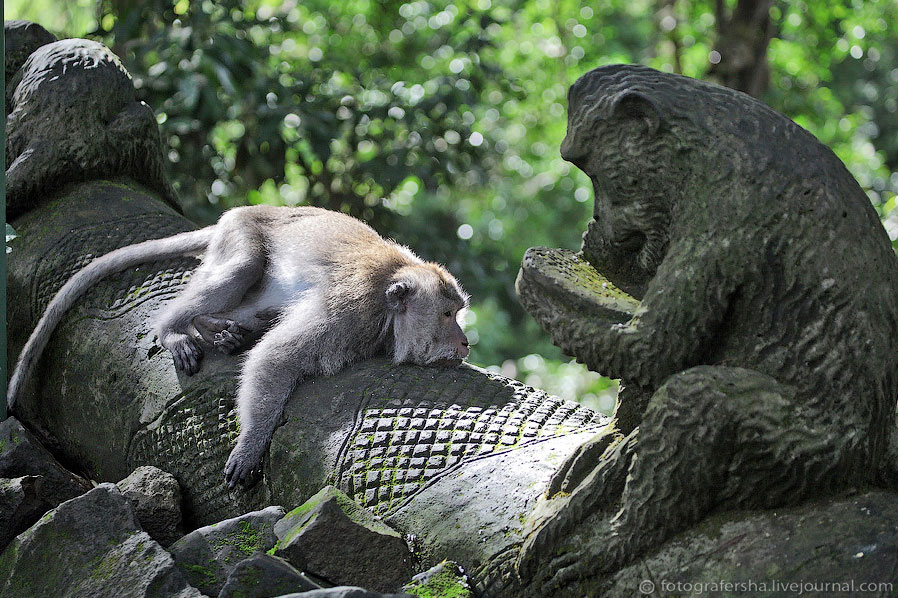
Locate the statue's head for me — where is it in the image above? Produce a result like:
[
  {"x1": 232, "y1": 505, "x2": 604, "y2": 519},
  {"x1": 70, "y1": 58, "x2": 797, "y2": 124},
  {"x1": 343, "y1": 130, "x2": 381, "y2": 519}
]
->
[
  {"x1": 4, "y1": 20, "x2": 56, "y2": 95},
  {"x1": 6, "y1": 37, "x2": 178, "y2": 218},
  {"x1": 561, "y1": 65, "x2": 686, "y2": 298}
]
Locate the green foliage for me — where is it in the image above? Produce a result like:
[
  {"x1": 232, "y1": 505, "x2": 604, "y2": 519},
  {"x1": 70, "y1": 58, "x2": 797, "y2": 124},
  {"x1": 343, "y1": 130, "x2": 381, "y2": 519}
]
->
[{"x1": 6, "y1": 0, "x2": 897, "y2": 410}]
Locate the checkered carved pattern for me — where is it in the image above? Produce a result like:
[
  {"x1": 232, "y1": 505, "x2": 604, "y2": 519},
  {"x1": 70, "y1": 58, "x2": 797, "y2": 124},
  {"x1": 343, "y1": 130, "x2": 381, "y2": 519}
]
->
[
  {"x1": 32, "y1": 214, "x2": 195, "y2": 320},
  {"x1": 336, "y1": 372, "x2": 607, "y2": 516}
]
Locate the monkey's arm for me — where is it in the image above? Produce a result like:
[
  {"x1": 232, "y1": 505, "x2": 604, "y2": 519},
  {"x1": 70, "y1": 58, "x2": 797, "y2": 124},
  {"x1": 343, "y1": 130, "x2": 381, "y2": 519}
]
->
[
  {"x1": 224, "y1": 299, "x2": 342, "y2": 487},
  {"x1": 542, "y1": 239, "x2": 739, "y2": 389}
]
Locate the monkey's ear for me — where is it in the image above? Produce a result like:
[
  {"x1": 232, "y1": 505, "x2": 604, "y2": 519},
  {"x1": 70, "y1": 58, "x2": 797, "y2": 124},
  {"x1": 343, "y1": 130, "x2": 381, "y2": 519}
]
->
[
  {"x1": 386, "y1": 280, "x2": 412, "y2": 312},
  {"x1": 610, "y1": 91, "x2": 661, "y2": 135}
]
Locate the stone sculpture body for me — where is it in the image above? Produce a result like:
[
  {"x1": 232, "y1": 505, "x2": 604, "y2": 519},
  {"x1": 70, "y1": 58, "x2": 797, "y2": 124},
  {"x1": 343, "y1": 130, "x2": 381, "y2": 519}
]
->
[
  {"x1": 516, "y1": 64, "x2": 898, "y2": 593},
  {"x1": 5, "y1": 37, "x2": 178, "y2": 221},
  {"x1": 6, "y1": 26, "x2": 898, "y2": 597},
  {"x1": 4, "y1": 29, "x2": 607, "y2": 595}
]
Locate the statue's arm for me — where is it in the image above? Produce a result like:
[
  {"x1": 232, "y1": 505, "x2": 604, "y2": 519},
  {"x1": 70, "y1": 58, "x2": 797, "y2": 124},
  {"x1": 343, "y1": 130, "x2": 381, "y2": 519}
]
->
[{"x1": 548, "y1": 240, "x2": 739, "y2": 388}]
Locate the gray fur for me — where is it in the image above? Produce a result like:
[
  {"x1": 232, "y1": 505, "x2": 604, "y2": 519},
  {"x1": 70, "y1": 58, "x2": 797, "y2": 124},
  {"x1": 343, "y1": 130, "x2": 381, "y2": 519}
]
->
[{"x1": 8, "y1": 205, "x2": 469, "y2": 489}]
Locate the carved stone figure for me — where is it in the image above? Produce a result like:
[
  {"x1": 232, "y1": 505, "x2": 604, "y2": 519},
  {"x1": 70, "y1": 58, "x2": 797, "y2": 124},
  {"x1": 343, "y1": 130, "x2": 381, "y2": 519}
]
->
[
  {"x1": 516, "y1": 63, "x2": 898, "y2": 593},
  {"x1": 4, "y1": 30, "x2": 606, "y2": 594},
  {"x1": 4, "y1": 20, "x2": 56, "y2": 92},
  {"x1": 6, "y1": 27, "x2": 897, "y2": 597},
  {"x1": 5, "y1": 37, "x2": 178, "y2": 220}
]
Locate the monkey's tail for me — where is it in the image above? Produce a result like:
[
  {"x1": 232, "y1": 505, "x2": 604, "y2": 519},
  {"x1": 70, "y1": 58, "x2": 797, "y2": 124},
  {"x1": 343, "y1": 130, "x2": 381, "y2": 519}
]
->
[{"x1": 6, "y1": 227, "x2": 215, "y2": 411}]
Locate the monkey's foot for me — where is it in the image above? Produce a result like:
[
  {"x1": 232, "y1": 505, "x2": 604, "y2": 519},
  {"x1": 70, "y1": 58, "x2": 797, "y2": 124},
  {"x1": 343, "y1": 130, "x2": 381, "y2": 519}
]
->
[
  {"x1": 193, "y1": 315, "x2": 247, "y2": 354},
  {"x1": 224, "y1": 440, "x2": 264, "y2": 489},
  {"x1": 163, "y1": 333, "x2": 203, "y2": 375},
  {"x1": 517, "y1": 432, "x2": 637, "y2": 582}
]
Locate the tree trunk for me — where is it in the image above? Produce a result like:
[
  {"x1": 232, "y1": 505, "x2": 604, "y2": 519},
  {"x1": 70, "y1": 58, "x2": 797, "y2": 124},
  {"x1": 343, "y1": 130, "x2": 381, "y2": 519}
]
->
[{"x1": 708, "y1": 0, "x2": 773, "y2": 98}]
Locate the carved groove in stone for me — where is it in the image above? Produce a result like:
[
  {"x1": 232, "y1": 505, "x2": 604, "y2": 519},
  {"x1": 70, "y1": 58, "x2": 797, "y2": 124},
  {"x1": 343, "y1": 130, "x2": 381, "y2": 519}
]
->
[
  {"x1": 334, "y1": 363, "x2": 607, "y2": 515},
  {"x1": 31, "y1": 213, "x2": 196, "y2": 321}
]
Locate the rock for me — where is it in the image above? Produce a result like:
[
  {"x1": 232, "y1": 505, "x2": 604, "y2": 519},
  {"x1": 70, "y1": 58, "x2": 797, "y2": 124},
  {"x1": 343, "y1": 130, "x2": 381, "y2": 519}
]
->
[
  {"x1": 273, "y1": 486, "x2": 415, "y2": 593},
  {"x1": 218, "y1": 554, "x2": 320, "y2": 598},
  {"x1": 168, "y1": 505, "x2": 285, "y2": 596},
  {"x1": 602, "y1": 490, "x2": 898, "y2": 596},
  {"x1": 0, "y1": 417, "x2": 92, "y2": 501},
  {"x1": 117, "y1": 465, "x2": 183, "y2": 547},
  {"x1": 0, "y1": 417, "x2": 93, "y2": 548},
  {"x1": 273, "y1": 589, "x2": 413, "y2": 598},
  {"x1": 0, "y1": 476, "x2": 47, "y2": 549},
  {"x1": 402, "y1": 561, "x2": 471, "y2": 598},
  {"x1": 0, "y1": 483, "x2": 202, "y2": 597}
]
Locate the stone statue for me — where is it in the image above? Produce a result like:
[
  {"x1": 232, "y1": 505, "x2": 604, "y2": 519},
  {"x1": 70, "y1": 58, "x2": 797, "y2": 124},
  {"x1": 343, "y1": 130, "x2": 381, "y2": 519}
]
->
[
  {"x1": 6, "y1": 28, "x2": 897, "y2": 597},
  {"x1": 4, "y1": 29, "x2": 606, "y2": 595},
  {"x1": 5, "y1": 36, "x2": 178, "y2": 221},
  {"x1": 4, "y1": 20, "x2": 56, "y2": 93},
  {"x1": 515, "y1": 64, "x2": 898, "y2": 593}
]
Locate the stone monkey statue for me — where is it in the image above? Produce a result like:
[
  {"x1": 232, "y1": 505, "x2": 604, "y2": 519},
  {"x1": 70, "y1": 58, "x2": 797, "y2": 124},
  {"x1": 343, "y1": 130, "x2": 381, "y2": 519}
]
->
[
  {"x1": 515, "y1": 64, "x2": 898, "y2": 593},
  {"x1": 5, "y1": 37, "x2": 178, "y2": 221}
]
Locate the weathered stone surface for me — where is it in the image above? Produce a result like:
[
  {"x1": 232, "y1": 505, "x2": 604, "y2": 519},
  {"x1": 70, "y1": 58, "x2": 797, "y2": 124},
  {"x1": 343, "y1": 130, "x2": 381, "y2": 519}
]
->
[
  {"x1": 218, "y1": 554, "x2": 320, "y2": 598},
  {"x1": 0, "y1": 483, "x2": 203, "y2": 597},
  {"x1": 602, "y1": 490, "x2": 898, "y2": 597},
  {"x1": 274, "y1": 486, "x2": 414, "y2": 593},
  {"x1": 6, "y1": 37, "x2": 177, "y2": 221},
  {"x1": 0, "y1": 476, "x2": 47, "y2": 550},
  {"x1": 0, "y1": 417, "x2": 91, "y2": 505},
  {"x1": 4, "y1": 20, "x2": 56, "y2": 88},
  {"x1": 403, "y1": 560, "x2": 471, "y2": 598},
  {"x1": 273, "y1": 589, "x2": 413, "y2": 598},
  {"x1": 168, "y1": 505, "x2": 285, "y2": 596},
  {"x1": 513, "y1": 63, "x2": 898, "y2": 594},
  {"x1": 117, "y1": 465, "x2": 184, "y2": 547}
]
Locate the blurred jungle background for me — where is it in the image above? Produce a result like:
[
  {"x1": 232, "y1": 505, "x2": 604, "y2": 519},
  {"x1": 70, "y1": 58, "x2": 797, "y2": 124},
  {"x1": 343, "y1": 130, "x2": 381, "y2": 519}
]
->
[{"x1": 7, "y1": 0, "x2": 898, "y2": 413}]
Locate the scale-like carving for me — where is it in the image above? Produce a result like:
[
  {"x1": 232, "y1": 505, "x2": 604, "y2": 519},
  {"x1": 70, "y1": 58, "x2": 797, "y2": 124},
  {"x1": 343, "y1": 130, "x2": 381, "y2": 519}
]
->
[
  {"x1": 127, "y1": 376, "x2": 268, "y2": 524},
  {"x1": 31, "y1": 214, "x2": 195, "y2": 322},
  {"x1": 335, "y1": 366, "x2": 606, "y2": 515},
  {"x1": 516, "y1": 64, "x2": 898, "y2": 594}
]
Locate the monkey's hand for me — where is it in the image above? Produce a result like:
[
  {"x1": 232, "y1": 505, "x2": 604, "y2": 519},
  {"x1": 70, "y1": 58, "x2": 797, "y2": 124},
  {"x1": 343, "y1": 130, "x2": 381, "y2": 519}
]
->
[
  {"x1": 224, "y1": 438, "x2": 264, "y2": 488},
  {"x1": 162, "y1": 333, "x2": 203, "y2": 375}
]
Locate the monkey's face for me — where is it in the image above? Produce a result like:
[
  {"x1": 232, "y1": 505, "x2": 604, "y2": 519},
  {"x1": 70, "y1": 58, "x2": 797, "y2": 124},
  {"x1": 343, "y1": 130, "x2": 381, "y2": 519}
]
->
[{"x1": 387, "y1": 265, "x2": 470, "y2": 366}]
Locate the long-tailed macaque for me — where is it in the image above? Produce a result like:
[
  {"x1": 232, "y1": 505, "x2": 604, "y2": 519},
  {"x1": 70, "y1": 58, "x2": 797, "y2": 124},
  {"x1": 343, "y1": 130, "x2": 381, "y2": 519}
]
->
[{"x1": 8, "y1": 206, "x2": 470, "y2": 487}]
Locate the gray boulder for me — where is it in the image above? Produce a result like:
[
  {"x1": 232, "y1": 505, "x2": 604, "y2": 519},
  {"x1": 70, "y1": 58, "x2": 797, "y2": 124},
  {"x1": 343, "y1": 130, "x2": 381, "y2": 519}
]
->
[
  {"x1": 0, "y1": 476, "x2": 47, "y2": 549},
  {"x1": 0, "y1": 417, "x2": 92, "y2": 501},
  {"x1": 117, "y1": 465, "x2": 183, "y2": 547},
  {"x1": 169, "y1": 505, "x2": 285, "y2": 596},
  {"x1": 218, "y1": 554, "x2": 320, "y2": 598},
  {"x1": 0, "y1": 483, "x2": 202, "y2": 597},
  {"x1": 274, "y1": 486, "x2": 415, "y2": 593},
  {"x1": 0, "y1": 417, "x2": 93, "y2": 549}
]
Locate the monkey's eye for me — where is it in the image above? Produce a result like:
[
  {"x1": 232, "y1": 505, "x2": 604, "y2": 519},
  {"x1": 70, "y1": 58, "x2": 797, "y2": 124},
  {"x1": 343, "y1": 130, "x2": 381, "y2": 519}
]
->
[{"x1": 443, "y1": 310, "x2": 453, "y2": 318}]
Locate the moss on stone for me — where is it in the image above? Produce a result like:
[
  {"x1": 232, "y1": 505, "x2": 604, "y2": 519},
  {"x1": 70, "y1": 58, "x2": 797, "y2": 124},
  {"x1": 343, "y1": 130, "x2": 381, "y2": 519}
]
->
[
  {"x1": 182, "y1": 562, "x2": 218, "y2": 591},
  {"x1": 405, "y1": 562, "x2": 471, "y2": 598}
]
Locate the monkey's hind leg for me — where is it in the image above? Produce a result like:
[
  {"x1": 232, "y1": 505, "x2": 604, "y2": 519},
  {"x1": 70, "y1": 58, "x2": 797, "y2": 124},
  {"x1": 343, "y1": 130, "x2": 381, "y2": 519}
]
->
[
  {"x1": 156, "y1": 212, "x2": 266, "y2": 374},
  {"x1": 193, "y1": 311, "x2": 277, "y2": 355}
]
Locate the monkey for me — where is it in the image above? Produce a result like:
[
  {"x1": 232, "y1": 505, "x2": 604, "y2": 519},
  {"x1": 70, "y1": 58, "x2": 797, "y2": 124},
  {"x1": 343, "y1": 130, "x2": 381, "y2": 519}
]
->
[{"x1": 7, "y1": 205, "x2": 471, "y2": 488}]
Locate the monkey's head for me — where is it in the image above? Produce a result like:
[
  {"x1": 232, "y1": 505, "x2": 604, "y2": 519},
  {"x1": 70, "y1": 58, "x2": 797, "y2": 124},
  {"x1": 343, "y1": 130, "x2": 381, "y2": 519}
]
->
[
  {"x1": 560, "y1": 65, "x2": 683, "y2": 299},
  {"x1": 386, "y1": 263, "x2": 470, "y2": 366}
]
